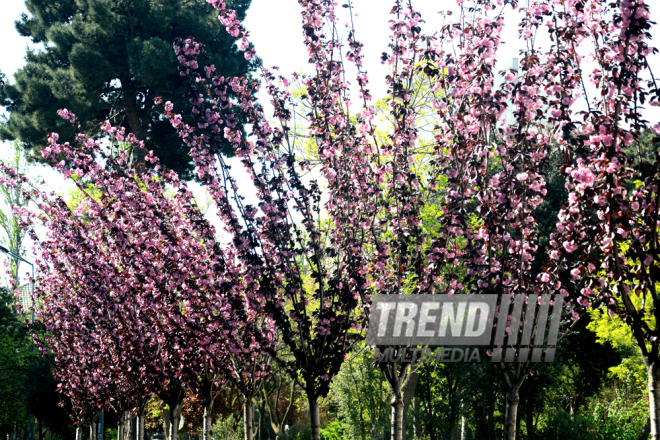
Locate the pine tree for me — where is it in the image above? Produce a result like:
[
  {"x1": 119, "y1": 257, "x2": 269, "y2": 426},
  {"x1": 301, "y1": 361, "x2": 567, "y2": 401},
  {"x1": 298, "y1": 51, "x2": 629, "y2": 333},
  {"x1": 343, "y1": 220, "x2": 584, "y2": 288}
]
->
[{"x1": 0, "y1": 0, "x2": 253, "y2": 179}]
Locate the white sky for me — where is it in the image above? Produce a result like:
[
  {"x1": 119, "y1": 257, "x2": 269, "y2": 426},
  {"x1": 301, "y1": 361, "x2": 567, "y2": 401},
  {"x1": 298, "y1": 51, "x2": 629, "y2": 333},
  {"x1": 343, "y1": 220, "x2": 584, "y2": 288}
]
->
[{"x1": 1, "y1": 0, "x2": 660, "y2": 282}]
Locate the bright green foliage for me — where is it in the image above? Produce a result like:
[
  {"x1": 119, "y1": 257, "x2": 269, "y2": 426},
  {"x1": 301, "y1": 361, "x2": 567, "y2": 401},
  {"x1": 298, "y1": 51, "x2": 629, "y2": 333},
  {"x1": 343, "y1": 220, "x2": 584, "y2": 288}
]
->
[
  {"x1": 0, "y1": 142, "x2": 29, "y2": 282},
  {"x1": 104, "y1": 428, "x2": 118, "y2": 440},
  {"x1": 588, "y1": 304, "x2": 648, "y2": 395},
  {"x1": 212, "y1": 414, "x2": 244, "y2": 440},
  {"x1": 328, "y1": 346, "x2": 389, "y2": 440},
  {"x1": 319, "y1": 420, "x2": 350, "y2": 440},
  {"x1": 1, "y1": 0, "x2": 254, "y2": 179},
  {"x1": 534, "y1": 410, "x2": 595, "y2": 440},
  {"x1": 589, "y1": 396, "x2": 648, "y2": 440}
]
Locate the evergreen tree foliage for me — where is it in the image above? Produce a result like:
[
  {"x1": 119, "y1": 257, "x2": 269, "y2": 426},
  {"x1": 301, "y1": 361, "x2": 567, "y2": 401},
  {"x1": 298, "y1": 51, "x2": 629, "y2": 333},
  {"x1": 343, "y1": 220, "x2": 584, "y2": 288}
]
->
[{"x1": 0, "y1": 0, "x2": 254, "y2": 179}]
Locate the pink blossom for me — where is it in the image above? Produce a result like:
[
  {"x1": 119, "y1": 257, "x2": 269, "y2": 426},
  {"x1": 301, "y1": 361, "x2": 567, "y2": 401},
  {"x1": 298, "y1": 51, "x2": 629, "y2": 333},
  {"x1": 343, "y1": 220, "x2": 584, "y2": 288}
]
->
[
  {"x1": 570, "y1": 166, "x2": 595, "y2": 187},
  {"x1": 577, "y1": 297, "x2": 591, "y2": 307}
]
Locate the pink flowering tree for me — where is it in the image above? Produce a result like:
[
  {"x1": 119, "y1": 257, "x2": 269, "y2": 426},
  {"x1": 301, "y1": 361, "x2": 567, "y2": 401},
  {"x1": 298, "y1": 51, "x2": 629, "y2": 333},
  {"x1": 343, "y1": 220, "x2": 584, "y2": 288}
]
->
[
  {"x1": 164, "y1": 0, "x2": 557, "y2": 439},
  {"x1": 160, "y1": 0, "x2": 386, "y2": 437},
  {"x1": 529, "y1": 0, "x2": 660, "y2": 438},
  {"x1": 5, "y1": 1, "x2": 656, "y2": 440},
  {"x1": 0, "y1": 116, "x2": 275, "y2": 440},
  {"x1": 388, "y1": 0, "x2": 660, "y2": 439}
]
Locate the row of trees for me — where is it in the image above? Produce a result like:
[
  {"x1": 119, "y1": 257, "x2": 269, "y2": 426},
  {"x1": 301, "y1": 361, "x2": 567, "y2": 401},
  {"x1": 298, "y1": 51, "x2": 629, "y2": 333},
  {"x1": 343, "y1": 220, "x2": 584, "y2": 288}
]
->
[{"x1": 1, "y1": 0, "x2": 660, "y2": 439}]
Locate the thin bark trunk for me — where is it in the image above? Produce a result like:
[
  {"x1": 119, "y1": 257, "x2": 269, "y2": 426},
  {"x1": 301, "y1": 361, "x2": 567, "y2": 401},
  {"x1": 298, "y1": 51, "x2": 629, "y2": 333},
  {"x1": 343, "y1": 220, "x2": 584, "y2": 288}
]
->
[
  {"x1": 244, "y1": 399, "x2": 254, "y2": 440},
  {"x1": 503, "y1": 389, "x2": 519, "y2": 440},
  {"x1": 203, "y1": 400, "x2": 213, "y2": 440},
  {"x1": 165, "y1": 404, "x2": 181, "y2": 440},
  {"x1": 384, "y1": 362, "x2": 413, "y2": 440},
  {"x1": 121, "y1": 85, "x2": 148, "y2": 167},
  {"x1": 90, "y1": 418, "x2": 97, "y2": 440},
  {"x1": 75, "y1": 427, "x2": 82, "y2": 440},
  {"x1": 309, "y1": 395, "x2": 321, "y2": 440},
  {"x1": 412, "y1": 398, "x2": 420, "y2": 440},
  {"x1": 401, "y1": 372, "x2": 418, "y2": 440},
  {"x1": 257, "y1": 398, "x2": 266, "y2": 440},
  {"x1": 648, "y1": 362, "x2": 660, "y2": 440},
  {"x1": 118, "y1": 414, "x2": 124, "y2": 440},
  {"x1": 137, "y1": 413, "x2": 145, "y2": 440},
  {"x1": 162, "y1": 408, "x2": 170, "y2": 440},
  {"x1": 265, "y1": 379, "x2": 294, "y2": 440},
  {"x1": 126, "y1": 414, "x2": 135, "y2": 440},
  {"x1": 424, "y1": 367, "x2": 437, "y2": 440},
  {"x1": 391, "y1": 400, "x2": 405, "y2": 440}
]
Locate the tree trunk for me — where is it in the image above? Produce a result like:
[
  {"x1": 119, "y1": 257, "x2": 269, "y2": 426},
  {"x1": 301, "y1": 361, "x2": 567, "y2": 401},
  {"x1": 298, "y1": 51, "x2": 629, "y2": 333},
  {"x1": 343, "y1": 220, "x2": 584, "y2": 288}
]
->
[
  {"x1": 309, "y1": 395, "x2": 321, "y2": 440},
  {"x1": 120, "y1": 414, "x2": 126, "y2": 440},
  {"x1": 121, "y1": 84, "x2": 148, "y2": 168},
  {"x1": 118, "y1": 415, "x2": 124, "y2": 440},
  {"x1": 503, "y1": 389, "x2": 519, "y2": 440},
  {"x1": 423, "y1": 367, "x2": 437, "y2": 440},
  {"x1": 162, "y1": 408, "x2": 170, "y2": 440},
  {"x1": 244, "y1": 400, "x2": 254, "y2": 440},
  {"x1": 163, "y1": 404, "x2": 181, "y2": 440},
  {"x1": 648, "y1": 362, "x2": 660, "y2": 440},
  {"x1": 137, "y1": 412, "x2": 145, "y2": 440},
  {"x1": 412, "y1": 398, "x2": 420, "y2": 440},
  {"x1": 124, "y1": 414, "x2": 135, "y2": 440},
  {"x1": 384, "y1": 362, "x2": 416, "y2": 440},
  {"x1": 401, "y1": 372, "x2": 418, "y2": 440},
  {"x1": 75, "y1": 427, "x2": 82, "y2": 440},
  {"x1": 90, "y1": 418, "x2": 97, "y2": 440},
  {"x1": 526, "y1": 396, "x2": 535, "y2": 440},
  {"x1": 391, "y1": 399, "x2": 405, "y2": 440},
  {"x1": 203, "y1": 400, "x2": 214, "y2": 440}
]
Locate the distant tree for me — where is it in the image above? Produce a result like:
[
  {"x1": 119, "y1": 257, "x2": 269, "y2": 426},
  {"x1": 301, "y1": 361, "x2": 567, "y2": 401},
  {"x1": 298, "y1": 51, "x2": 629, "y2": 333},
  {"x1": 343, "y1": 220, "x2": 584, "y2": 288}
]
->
[
  {"x1": 0, "y1": 286, "x2": 29, "y2": 437},
  {"x1": 329, "y1": 346, "x2": 389, "y2": 440},
  {"x1": 0, "y1": 0, "x2": 254, "y2": 179},
  {"x1": 0, "y1": 141, "x2": 29, "y2": 282}
]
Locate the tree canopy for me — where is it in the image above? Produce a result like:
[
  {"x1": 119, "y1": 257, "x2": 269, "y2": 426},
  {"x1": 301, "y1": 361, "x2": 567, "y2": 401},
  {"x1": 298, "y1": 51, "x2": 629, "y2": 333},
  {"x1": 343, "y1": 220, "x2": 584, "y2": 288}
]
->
[{"x1": 0, "y1": 0, "x2": 254, "y2": 179}]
